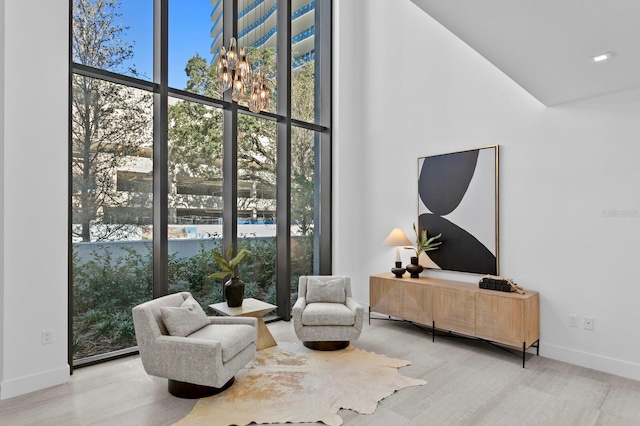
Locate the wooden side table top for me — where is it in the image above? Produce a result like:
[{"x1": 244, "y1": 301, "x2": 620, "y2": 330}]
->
[{"x1": 208, "y1": 298, "x2": 278, "y2": 351}]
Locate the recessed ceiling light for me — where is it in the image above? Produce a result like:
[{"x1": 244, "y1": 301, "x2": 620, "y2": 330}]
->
[{"x1": 591, "y1": 52, "x2": 613, "y2": 63}]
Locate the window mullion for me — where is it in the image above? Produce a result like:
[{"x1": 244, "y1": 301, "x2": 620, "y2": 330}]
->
[
  {"x1": 222, "y1": 0, "x2": 238, "y2": 262},
  {"x1": 316, "y1": 0, "x2": 332, "y2": 274},
  {"x1": 152, "y1": 0, "x2": 169, "y2": 297},
  {"x1": 276, "y1": 0, "x2": 292, "y2": 319}
]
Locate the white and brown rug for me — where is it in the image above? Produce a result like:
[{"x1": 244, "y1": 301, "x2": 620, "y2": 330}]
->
[{"x1": 175, "y1": 342, "x2": 427, "y2": 426}]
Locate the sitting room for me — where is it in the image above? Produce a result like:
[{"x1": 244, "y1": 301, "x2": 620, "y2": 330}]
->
[{"x1": 1, "y1": 0, "x2": 640, "y2": 425}]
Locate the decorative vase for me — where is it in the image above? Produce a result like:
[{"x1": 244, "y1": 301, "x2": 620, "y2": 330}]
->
[
  {"x1": 225, "y1": 277, "x2": 245, "y2": 307},
  {"x1": 391, "y1": 261, "x2": 406, "y2": 278},
  {"x1": 405, "y1": 256, "x2": 424, "y2": 278}
]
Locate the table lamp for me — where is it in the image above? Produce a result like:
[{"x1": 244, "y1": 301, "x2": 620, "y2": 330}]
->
[{"x1": 383, "y1": 228, "x2": 412, "y2": 278}]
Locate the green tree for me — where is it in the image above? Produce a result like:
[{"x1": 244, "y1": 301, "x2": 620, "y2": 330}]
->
[
  {"x1": 291, "y1": 62, "x2": 316, "y2": 236},
  {"x1": 170, "y1": 48, "x2": 316, "y2": 231},
  {"x1": 170, "y1": 50, "x2": 279, "y2": 221},
  {"x1": 71, "y1": 0, "x2": 152, "y2": 242}
]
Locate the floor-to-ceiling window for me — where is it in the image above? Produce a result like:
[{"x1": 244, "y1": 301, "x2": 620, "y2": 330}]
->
[{"x1": 70, "y1": 0, "x2": 331, "y2": 366}]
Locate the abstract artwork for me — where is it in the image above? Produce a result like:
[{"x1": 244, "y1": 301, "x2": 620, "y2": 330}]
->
[{"x1": 417, "y1": 145, "x2": 499, "y2": 275}]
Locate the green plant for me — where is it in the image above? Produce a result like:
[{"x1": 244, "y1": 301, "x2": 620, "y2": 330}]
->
[
  {"x1": 72, "y1": 239, "x2": 279, "y2": 361},
  {"x1": 209, "y1": 245, "x2": 251, "y2": 279},
  {"x1": 405, "y1": 223, "x2": 442, "y2": 257}
]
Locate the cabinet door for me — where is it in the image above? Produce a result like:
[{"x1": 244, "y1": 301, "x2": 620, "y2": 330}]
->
[
  {"x1": 402, "y1": 282, "x2": 432, "y2": 325},
  {"x1": 475, "y1": 293, "x2": 523, "y2": 347},
  {"x1": 433, "y1": 287, "x2": 475, "y2": 335},
  {"x1": 370, "y1": 276, "x2": 403, "y2": 318}
]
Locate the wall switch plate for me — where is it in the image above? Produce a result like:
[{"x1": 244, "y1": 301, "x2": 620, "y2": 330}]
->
[
  {"x1": 569, "y1": 314, "x2": 578, "y2": 327},
  {"x1": 42, "y1": 329, "x2": 53, "y2": 344},
  {"x1": 584, "y1": 317, "x2": 595, "y2": 330}
]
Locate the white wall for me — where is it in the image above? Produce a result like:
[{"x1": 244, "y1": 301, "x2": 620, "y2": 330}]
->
[
  {"x1": 332, "y1": 0, "x2": 368, "y2": 292},
  {"x1": 0, "y1": 0, "x2": 6, "y2": 390},
  {"x1": 335, "y1": 0, "x2": 640, "y2": 381},
  {"x1": 1, "y1": 0, "x2": 69, "y2": 399}
]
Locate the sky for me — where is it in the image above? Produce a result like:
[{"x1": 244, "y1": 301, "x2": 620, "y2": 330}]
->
[{"x1": 117, "y1": 0, "x2": 216, "y2": 90}]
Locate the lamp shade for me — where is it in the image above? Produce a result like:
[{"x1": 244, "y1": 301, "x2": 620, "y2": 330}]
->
[{"x1": 382, "y1": 228, "x2": 412, "y2": 246}]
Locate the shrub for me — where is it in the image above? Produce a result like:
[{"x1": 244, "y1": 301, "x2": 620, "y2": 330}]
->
[{"x1": 72, "y1": 236, "x2": 294, "y2": 360}]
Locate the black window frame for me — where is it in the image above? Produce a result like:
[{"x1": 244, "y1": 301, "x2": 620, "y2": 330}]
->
[{"x1": 69, "y1": 0, "x2": 332, "y2": 368}]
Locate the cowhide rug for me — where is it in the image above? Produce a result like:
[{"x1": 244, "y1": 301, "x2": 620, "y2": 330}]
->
[{"x1": 174, "y1": 342, "x2": 427, "y2": 426}]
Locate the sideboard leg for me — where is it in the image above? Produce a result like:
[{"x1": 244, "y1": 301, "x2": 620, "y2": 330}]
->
[
  {"x1": 432, "y1": 321, "x2": 435, "y2": 342},
  {"x1": 522, "y1": 342, "x2": 526, "y2": 368}
]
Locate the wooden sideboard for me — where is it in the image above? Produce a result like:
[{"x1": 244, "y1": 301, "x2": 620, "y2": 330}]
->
[{"x1": 369, "y1": 273, "x2": 540, "y2": 367}]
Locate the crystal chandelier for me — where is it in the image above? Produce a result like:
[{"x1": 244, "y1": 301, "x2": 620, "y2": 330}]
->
[{"x1": 216, "y1": 37, "x2": 271, "y2": 113}]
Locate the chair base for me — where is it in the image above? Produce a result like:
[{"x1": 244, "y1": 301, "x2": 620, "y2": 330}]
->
[
  {"x1": 168, "y1": 377, "x2": 235, "y2": 399},
  {"x1": 303, "y1": 341, "x2": 349, "y2": 351}
]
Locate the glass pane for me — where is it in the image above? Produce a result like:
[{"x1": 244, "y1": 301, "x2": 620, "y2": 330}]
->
[
  {"x1": 237, "y1": 113, "x2": 277, "y2": 305},
  {"x1": 169, "y1": 0, "x2": 221, "y2": 94},
  {"x1": 234, "y1": 0, "x2": 277, "y2": 113},
  {"x1": 291, "y1": 127, "x2": 317, "y2": 303},
  {"x1": 291, "y1": 0, "x2": 316, "y2": 123},
  {"x1": 167, "y1": 97, "x2": 225, "y2": 306},
  {"x1": 71, "y1": 75, "x2": 153, "y2": 361},
  {"x1": 72, "y1": 0, "x2": 153, "y2": 81}
]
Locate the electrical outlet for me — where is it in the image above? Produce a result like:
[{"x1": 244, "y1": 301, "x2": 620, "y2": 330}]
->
[
  {"x1": 569, "y1": 314, "x2": 578, "y2": 327},
  {"x1": 42, "y1": 329, "x2": 53, "y2": 345},
  {"x1": 584, "y1": 317, "x2": 595, "y2": 330}
]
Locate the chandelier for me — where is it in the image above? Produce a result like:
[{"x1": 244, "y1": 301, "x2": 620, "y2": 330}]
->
[{"x1": 216, "y1": 37, "x2": 271, "y2": 113}]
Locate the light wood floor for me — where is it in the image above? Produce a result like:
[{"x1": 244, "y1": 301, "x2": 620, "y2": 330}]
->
[{"x1": 2, "y1": 318, "x2": 640, "y2": 425}]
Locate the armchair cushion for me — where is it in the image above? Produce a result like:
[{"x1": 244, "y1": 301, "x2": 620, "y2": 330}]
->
[
  {"x1": 301, "y1": 302, "x2": 355, "y2": 326},
  {"x1": 189, "y1": 323, "x2": 256, "y2": 363},
  {"x1": 160, "y1": 296, "x2": 209, "y2": 337},
  {"x1": 306, "y1": 277, "x2": 346, "y2": 304}
]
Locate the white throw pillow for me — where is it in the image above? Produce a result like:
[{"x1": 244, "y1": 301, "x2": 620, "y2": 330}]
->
[
  {"x1": 306, "y1": 277, "x2": 346, "y2": 304},
  {"x1": 161, "y1": 296, "x2": 210, "y2": 337}
]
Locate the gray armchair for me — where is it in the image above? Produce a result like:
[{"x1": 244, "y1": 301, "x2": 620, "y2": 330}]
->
[
  {"x1": 292, "y1": 275, "x2": 364, "y2": 350},
  {"x1": 132, "y1": 292, "x2": 257, "y2": 398}
]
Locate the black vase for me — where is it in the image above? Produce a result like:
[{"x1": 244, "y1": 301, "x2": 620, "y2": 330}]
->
[
  {"x1": 405, "y1": 256, "x2": 424, "y2": 278},
  {"x1": 391, "y1": 261, "x2": 406, "y2": 278},
  {"x1": 225, "y1": 277, "x2": 245, "y2": 307}
]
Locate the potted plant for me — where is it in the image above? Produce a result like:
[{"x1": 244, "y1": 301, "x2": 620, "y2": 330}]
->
[
  {"x1": 209, "y1": 245, "x2": 251, "y2": 307},
  {"x1": 404, "y1": 223, "x2": 442, "y2": 277}
]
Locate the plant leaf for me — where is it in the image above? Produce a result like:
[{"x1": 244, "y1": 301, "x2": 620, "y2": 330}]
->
[
  {"x1": 225, "y1": 245, "x2": 234, "y2": 263},
  {"x1": 228, "y1": 248, "x2": 251, "y2": 268},
  {"x1": 211, "y1": 249, "x2": 228, "y2": 270},
  {"x1": 208, "y1": 271, "x2": 230, "y2": 279}
]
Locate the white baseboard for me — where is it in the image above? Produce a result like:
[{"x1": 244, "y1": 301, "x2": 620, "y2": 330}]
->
[
  {"x1": 541, "y1": 342, "x2": 640, "y2": 381},
  {"x1": 1, "y1": 365, "x2": 70, "y2": 400}
]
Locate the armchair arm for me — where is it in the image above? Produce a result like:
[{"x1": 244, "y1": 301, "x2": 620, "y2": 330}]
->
[
  {"x1": 142, "y1": 335, "x2": 225, "y2": 382},
  {"x1": 207, "y1": 316, "x2": 258, "y2": 329},
  {"x1": 345, "y1": 297, "x2": 364, "y2": 331},
  {"x1": 292, "y1": 297, "x2": 306, "y2": 333}
]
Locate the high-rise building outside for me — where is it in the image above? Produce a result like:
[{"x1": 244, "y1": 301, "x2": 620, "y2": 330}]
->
[{"x1": 210, "y1": 0, "x2": 315, "y2": 69}]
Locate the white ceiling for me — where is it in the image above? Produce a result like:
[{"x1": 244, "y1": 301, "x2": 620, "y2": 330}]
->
[{"x1": 410, "y1": 0, "x2": 640, "y2": 106}]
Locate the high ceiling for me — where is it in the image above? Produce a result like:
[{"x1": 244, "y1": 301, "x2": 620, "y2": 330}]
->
[{"x1": 410, "y1": 0, "x2": 640, "y2": 106}]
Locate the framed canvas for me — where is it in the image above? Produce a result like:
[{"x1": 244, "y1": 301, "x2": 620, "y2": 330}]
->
[{"x1": 417, "y1": 145, "x2": 499, "y2": 275}]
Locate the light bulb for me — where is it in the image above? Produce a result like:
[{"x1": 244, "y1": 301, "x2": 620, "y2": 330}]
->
[
  {"x1": 216, "y1": 59, "x2": 228, "y2": 81},
  {"x1": 232, "y1": 73, "x2": 245, "y2": 102},
  {"x1": 227, "y1": 37, "x2": 238, "y2": 70},
  {"x1": 220, "y1": 67, "x2": 232, "y2": 92},
  {"x1": 237, "y1": 47, "x2": 251, "y2": 85},
  {"x1": 248, "y1": 86, "x2": 261, "y2": 113}
]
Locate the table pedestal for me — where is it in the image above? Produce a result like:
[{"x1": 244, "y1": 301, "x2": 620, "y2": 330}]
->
[{"x1": 209, "y1": 298, "x2": 278, "y2": 350}]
